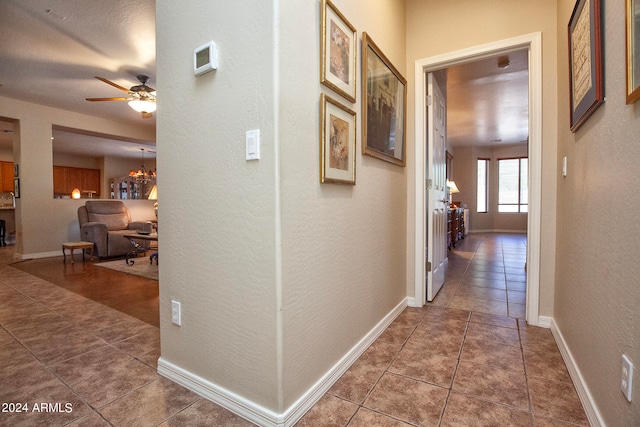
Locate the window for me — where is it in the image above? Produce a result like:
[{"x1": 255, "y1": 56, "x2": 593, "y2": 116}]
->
[
  {"x1": 498, "y1": 157, "x2": 528, "y2": 213},
  {"x1": 477, "y1": 158, "x2": 489, "y2": 213}
]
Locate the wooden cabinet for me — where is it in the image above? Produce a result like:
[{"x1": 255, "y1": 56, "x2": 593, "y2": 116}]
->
[
  {"x1": 53, "y1": 166, "x2": 101, "y2": 198},
  {"x1": 0, "y1": 161, "x2": 14, "y2": 192},
  {"x1": 448, "y1": 208, "x2": 465, "y2": 249}
]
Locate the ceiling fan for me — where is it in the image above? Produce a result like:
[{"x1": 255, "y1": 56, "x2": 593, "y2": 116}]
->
[{"x1": 86, "y1": 75, "x2": 157, "y2": 118}]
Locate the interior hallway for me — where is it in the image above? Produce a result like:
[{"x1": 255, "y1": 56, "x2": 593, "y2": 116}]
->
[{"x1": 0, "y1": 234, "x2": 588, "y2": 426}]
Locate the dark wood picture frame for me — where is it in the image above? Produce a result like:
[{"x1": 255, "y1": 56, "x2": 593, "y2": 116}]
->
[
  {"x1": 568, "y1": 0, "x2": 604, "y2": 132},
  {"x1": 362, "y1": 32, "x2": 407, "y2": 166}
]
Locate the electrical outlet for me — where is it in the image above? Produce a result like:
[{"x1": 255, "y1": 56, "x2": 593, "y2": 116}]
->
[
  {"x1": 171, "y1": 300, "x2": 181, "y2": 326},
  {"x1": 621, "y1": 354, "x2": 633, "y2": 401}
]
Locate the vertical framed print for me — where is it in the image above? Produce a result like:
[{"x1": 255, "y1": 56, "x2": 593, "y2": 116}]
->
[
  {"x1": 568, "y1": 0, "x2": 604, "y2": 132},
  {"x1": 320, "y1": 0, "x2": 357, "y2": 103},
  {"x1": 627, "y1": 0, "x2": 640, "y2": 103},
  {"x1": 362, "y1": 32, "x2": 406, "y2": 166},
  {"x1": 320, "y1": 93, "x2": 356, "y2": 185}
]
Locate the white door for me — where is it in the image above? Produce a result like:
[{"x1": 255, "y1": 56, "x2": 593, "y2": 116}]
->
[{"x1": 426, "y1": 73, "x2": 447, "y2": 301}]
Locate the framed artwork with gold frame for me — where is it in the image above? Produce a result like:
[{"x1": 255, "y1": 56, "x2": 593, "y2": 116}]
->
[
  {"x1": 627, "y1": 0, "x2": 640, "y2": 103},
  {"x1": 361, "y1": 32, "x2": 406, "y2": 166},
  {"x1": 320, "y1": 0, "x2": 357, "y2": 103},
  {"x1": 568, "y1": 0, "x2": 604, "y2": 132},
  {"x1": 320, "y1": 93, "x2": 356, "y2": 185}
]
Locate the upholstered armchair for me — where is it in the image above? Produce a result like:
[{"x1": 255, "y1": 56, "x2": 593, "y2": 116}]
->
[{"x1": 78, "y1": 201, "x2": 152, "y2": 258}]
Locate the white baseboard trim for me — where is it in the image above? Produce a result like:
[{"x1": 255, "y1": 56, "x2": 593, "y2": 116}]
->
[
  {"x1": 550, "y1": 318, "x2": 605, "y2": 427},
  {"x1": 158, "y1": 297, "x2": 409, "y2": 427},
  {"x1": 15, "y1": 250, "x2": 61, "y2": 261},
  {"x1": 536, "y1": 315, "x2": 552, "y2": 328},
  {"x1": 468, "y1": 229, "x2": 527, "y2": 234}
]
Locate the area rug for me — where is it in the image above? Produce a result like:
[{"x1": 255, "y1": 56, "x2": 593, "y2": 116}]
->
[{"x1": 95, "y1": 256, "x2": 158, "y2": 280}]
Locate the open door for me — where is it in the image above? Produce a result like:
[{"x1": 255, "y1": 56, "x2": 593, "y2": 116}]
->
[{"x1": 426, "y1": 73, "x2": 448, "y2": 301}]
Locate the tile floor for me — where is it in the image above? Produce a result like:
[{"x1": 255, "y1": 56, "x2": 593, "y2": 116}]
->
[{"x1": 0, "y1": 233, "x2": 589, "y2": 426}]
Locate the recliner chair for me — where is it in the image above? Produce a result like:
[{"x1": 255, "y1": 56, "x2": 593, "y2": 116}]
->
[{"x1": 78, "y1": 200, "x2": 152, "y2": 258}]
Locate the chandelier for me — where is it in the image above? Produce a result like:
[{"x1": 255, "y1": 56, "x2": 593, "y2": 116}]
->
[{"x1": 129, "y1": 148, "x2": 156, "y2": 184}]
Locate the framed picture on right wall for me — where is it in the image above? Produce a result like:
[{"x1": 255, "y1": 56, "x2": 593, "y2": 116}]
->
[
  {"x1": 568, "y1": 0, "x2": 604, "y2": 132},
  {"x1": 626, "y1": 0, "x2": 640, "y2": 103}
]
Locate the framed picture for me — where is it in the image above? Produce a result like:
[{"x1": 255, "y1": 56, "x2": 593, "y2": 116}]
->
[
  {"x1": 13, "y1": 178, "x2": 20, "y2": 198},
  {"x1": 626, "y1": 0, "x2": 640, "y2": 104},
  {"x1": 320, "y1": 93, "x2": 356, "y2": 185},
  {"x1": 568, "y1": 0, "x2": 604, "y2": 132},
  {"x1": 13, "y1": 164, "x2": 18, "y2": 178},
  {"x1": 320, "y1": 0, "x2": 357, "y2": 103},
  {"x1": 362, "y1": 32, "x2": 406, "y2": 166}
]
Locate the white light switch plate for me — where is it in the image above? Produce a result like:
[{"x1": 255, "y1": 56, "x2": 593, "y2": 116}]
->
[
  {"x1": 246, "y1": 129, "x2": 260, "y2": 160},
  {"x1": 171, "y1": 300, "x2": 181, "y2": 326}
]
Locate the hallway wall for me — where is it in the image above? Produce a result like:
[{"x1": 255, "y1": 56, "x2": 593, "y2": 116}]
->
[
  {"x1": 555, "y1": 0, "x2": 640, "y2": 424},
  {"x1": 156, "y1": 0, "x2": 407, "y2": 416}
]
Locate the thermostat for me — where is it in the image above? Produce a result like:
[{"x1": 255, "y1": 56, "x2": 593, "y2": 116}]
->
[{"x1": 194, "y1": 41, "x2": 218, "y2": 76}]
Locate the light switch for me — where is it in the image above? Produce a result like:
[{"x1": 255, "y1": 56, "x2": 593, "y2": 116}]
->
[
  {"x1": 246, "y1": 129, "x2": 260, "y2": 160},
  {"x1": 562, "y1": 156, "x2": 567, "y2": 177}
]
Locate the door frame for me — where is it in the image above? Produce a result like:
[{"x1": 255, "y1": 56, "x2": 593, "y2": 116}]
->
[{"x1": 412, "y1": 32, "x2": 542, "y2": 326}]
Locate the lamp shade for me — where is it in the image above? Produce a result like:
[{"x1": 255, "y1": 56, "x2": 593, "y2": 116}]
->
[
  {"x1": 148, "y1": 185, "x2": 158, "y2": 200},
  {"x1": 447, "y1": 180, "x2": 460, "y2": 194},
  {"x1": 128, "y1": 99, "x2": 157, "y2": 113}
]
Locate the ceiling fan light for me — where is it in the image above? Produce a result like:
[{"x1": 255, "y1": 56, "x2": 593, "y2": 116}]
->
[{"x1": 128, "y1": 99, "x2": 156, "y2": 113}]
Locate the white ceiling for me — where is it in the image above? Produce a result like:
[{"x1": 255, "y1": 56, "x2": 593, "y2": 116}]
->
[
  {"x1": 446, "y1": 49, "x2": 529, "y2": 148},
  {"x1": 0, "y1": 0, "x2": 156, "y2": 158},
  {"x1": 0, "y1": 1, "x2": 528, "y2": 158}
]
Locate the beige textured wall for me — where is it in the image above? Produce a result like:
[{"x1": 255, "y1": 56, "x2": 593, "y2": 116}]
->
[
  {"x1": 279, "y1": 0, "x2": 407, "y2": 409},
  {"x1": 405, "y1": 0, "x2": 558, "y2": 317},
  {"x1": 555, "y1": 0, "x2": 640, "y2": 424},
  {"x1": 451, "y1": 144, "x2": 528, "y2": 233},
  {"x1": 157, "y1": 0, "x2": 407, "y2": 414},
  {"x1": 156, "y1": 0, "x2": 280, "y2": 410},
  {"x1": 0, "y1": 96, "x2": 155, "y2": 257}
]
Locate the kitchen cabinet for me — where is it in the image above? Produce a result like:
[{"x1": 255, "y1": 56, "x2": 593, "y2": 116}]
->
[
  {"x1": 0, "y1": 161, "x2": 14, "y2": 192},
  {"x1": 53, "y1": 166, "x2": 101, "y2": 198}
]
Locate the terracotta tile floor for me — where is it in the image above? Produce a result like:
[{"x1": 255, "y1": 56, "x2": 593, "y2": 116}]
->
[
  {"x1": 297, "y1": 234, "x2": 590, "y2": 426},
  {"x1": 0, "y1": 233, "x2": 589, "y2": 426}
]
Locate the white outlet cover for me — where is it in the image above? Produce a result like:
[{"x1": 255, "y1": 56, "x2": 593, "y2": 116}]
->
[{"x1": 171, "y1": 300, "x2": 181, "y2": 326}]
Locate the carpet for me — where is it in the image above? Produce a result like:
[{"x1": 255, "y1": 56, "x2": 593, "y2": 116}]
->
[{"x1": 95, "y1": 256, "x2": 158, "y2": 281}]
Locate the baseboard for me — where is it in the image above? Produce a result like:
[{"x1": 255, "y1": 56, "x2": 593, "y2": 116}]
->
[
  {"x1": 158, "y1": 298, "x2": 409, "y2": 427},
  {"x1": 550, "y1": 318, "x2": 605, "y2": 427},
  {"x1": 468, "y1": 229, "x2": 527, "y2": 234},
  {"x1": 14, "y1": 250, "x2": 61, "y2": 261},
  {"x1": 536, "y1": 315, "x2": 552, "y2": 328}
]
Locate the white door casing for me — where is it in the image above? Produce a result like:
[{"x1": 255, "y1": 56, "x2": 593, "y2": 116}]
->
[
  {"x1": 426, "y1": 73, "x2": 447, "y2": 301},
  {"x1": 412, "y1": 33, "x2": 542, "y2": 326}
]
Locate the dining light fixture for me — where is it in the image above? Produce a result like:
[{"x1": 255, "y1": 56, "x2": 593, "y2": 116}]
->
[{"x1": 129, "y1": 148, "x2": 156, "y2": 184}]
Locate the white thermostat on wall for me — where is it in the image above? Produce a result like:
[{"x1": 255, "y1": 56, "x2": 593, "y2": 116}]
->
[{"x1": 194, "y1": 41, "x2": 218, "y2": 76}]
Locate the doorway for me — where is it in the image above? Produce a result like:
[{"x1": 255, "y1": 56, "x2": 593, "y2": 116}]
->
[{"x1": 413, "y1": 33, "x2": 543, "y2": 326}]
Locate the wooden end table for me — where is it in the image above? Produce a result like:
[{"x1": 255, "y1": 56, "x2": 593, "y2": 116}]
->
[{"x1": 62, "y1": 241, "x2": 94, "y2": 264}]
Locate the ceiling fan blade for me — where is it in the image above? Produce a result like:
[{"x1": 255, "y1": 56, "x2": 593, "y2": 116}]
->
[
  {"x1": 94, "y1": 76, "x2": 132, "y2": 93},
  {"x1": 85, "y1": 97, "x2": 131, "y2": 102}
]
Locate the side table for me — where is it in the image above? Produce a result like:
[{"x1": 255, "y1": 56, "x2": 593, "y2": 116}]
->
[{"x1": 62, "y1": 241, "x2": 94, "y2": 264}]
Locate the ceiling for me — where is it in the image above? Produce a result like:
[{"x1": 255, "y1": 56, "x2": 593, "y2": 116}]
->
[
  {"x1": 446, "y1": 49, "x2": 529, "y2": 148},
  {"x1": 0, "y1": 0, "x2": 156, "y2": 158},
  {"x1": 0, "y1": 1, "x2": 528, "y2": 158}
]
